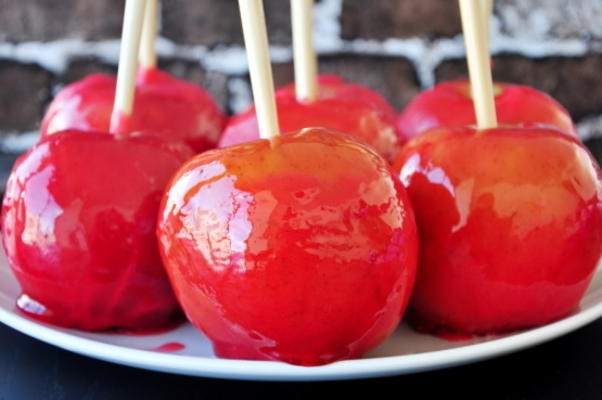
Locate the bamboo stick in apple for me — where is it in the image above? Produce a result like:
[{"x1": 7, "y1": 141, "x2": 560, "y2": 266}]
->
[
  {"x1": 459, "y1": 0, "x2": 497, "y2": 129},
  {"x1": 395, "y1": 0, "x2": 576, "y2": 141},
  {"x1": 1, "y1": 0, "x2": 195, "y2": 332},
  {"x1": 393, "y1": 0, "x2": 602, "y2": 336},
  {"x1": 219, "y1": 0, "x2": 403, "y2": 160},
  {"x1": 156, "y1": 0, "x2": 419, "y2": 365},
  {"x1": 110, "y1": 0, "x2": 146, "y2": 134},
  {"x1": 239, "y1": 0, "x2": 280, "y2": 139}
]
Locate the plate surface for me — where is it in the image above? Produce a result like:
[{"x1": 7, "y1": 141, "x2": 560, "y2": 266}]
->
[{"x1": 0, "y1": 253, "x2": 601, "y2": 381}]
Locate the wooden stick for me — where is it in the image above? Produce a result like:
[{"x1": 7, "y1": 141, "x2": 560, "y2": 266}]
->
[
  {"x1": 238, "y1": 0, "x2": 280, "y2": 139},
  {"x1": 459, "y1": 0, "x2": 497, "y2": 129},
  {"x1": 110, "y1": 0, "x2": 146, "y2": 133},
  {"x1": 139, "y1": 0, "x2": 159, "y2": 70},
  {"x1": 481, "y1": 0, "x2": 493, "y2": 53},
  {"x1": 291, "y1": 0, "x2": 318, "y2": 102}
]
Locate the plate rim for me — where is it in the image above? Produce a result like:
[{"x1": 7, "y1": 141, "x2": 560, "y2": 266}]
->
[{"x1": 0, "y1": 293, "x2": 600, "y2": 381}]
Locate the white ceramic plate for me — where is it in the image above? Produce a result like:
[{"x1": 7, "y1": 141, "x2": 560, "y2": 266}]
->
[{"x1": 0, "y1": 253, "x2": 601, "y2": 382}]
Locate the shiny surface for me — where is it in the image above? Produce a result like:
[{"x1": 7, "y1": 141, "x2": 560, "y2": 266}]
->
[
  {"x1": 1, "y1": 130, "x2": 194, "y2": 331},
  {"x1": 219, "y1": 75, "x2": 402, "y2": 162},
  {"x1": 158, "y1": 128, "x2": 418, "y2": 365},
  {"x1": 394, "y1": 126, "x2": 602, "y2": 334},
  {"x1": 396, "y1": 80, "x2": 578, "y2": 141},
  {"x1": 41, "y1": 68, "x2": 227, "y2": 152}
]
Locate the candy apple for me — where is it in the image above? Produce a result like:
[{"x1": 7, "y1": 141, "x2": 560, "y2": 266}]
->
[
  {"x1": 396, "y1": 80, "x2": 578, "y2": 141},
  {"x1": 393, "y1": 125, "x2": 602, "y2": 334},
  {"x1": 41, "y1": 68, "x2": 227, "y2": 152},
  {"x1": 157, "y1": 127, "x2": 418, "y2": 365},
  {"x1": 218, "y1": 75, "x2": 402, "y2": 162},
  {"x1": 1, "y1": 130, "x2": 194, "y2": 331}
]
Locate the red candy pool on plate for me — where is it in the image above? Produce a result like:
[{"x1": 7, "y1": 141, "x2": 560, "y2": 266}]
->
[
  {"x1": 219, "y1": 75, "x2": 402, "y2": 162},
  {"x1": 41, "y1": 68, "x2": 227, "y2": 152},
  {"x1": 1, "y1": 130, "x2": 194, "y2": 331},
  {"x1": 158, "y1": 127, "x2": 419, "y2": 365}
]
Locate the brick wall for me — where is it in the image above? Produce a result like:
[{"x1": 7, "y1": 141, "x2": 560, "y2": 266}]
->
[{"x1": 0, "y1": 0, "x2": 601, "y2": 157}]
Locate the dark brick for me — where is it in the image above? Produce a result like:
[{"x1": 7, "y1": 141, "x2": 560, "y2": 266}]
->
[
  {"x1": 271, "y1": 62, "x2": 295, "y2": 88},
  {"x1": 162, "y1": 0, "x2": 292, "y2": 46},
  {"x1": 0, "y1": 0, "x2": 124, "y2": 42},
  {"x1": 0, "y1": 60, "x2": 51, "y2": 132},
  {"x1": 159, "y1": 59, "x2": 229, "y2": 112},
  {"x1": 320, "y1": 55, "x2": 420, "y2": 111},
  {"x1": 61, "y1": 58, "x2": 117, "y2": 85},
  {"x1": 341, "y1": 0, "x2": 462, "y2": 40},
  {"x1": 435, "y1": 54, "x2": 602, "y2": 120}
]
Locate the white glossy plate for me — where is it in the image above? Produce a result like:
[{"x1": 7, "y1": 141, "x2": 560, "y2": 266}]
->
[{"x1": 0, "y1": 253, "x2": 601, "y2": 382}]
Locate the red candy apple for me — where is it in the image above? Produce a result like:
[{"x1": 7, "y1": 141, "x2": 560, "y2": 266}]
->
[
  {"x1": 1, "y1": 130, "x2": 193, "y2": 331},
  {"x1": 219, "y1": 75, "x2": 402, "y2": 162},
  {"x1": 157, "y1": 127, "x2": 418, "y2": 365},
  {"x1": 393, "y1": 125, "x2": 602, "y2": 334},
  {"x1": 41, "y1": 68, "x2": 227, "y2": 152},
  {"x1": 396, "y1": 80, "x2": 578, "y2": 141}
]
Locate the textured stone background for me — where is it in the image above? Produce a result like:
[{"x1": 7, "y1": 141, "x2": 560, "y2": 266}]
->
[{"x1": 0, "y1": 0, "x2": 601, "y2": 155}]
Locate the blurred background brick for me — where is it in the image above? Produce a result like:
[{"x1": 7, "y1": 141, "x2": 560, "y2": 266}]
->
[
  {"x1": 162, "y1": 0, "x2": 293, "y2": 46},
  {"x1": 319, "y1": 55, "x2": 420, "y2": 111},
  {"x1": 0, "y1": 60, "x2": 51, "y2": 133},
  {"x1": 0, "y1": 0, "x2": 124, "y2": 42},
  {"x1": 0, "y1": 0, "x2": 601, "y2": 154},
  {"x1": 341, "y1": 0, "x2": 462, "y2": 40}
]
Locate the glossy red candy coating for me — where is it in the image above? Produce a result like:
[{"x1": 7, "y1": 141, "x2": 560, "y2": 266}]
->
[
  {"x1": 158, "y1": 128, "x2": 419, "y2": 365},
  {"x1": 1, "y1": 130, "x2": 194, "y2": 331},
  {"x1": 396, "y1": 80, "x2": 578, "y2": 141},
  {"x1": 41, "y1": 68, "x2": 227, "y2": 152},
  {"x1": 393, "y1": 126, "x2": 602, "y2": 334},
  {"x1": 218, "y1": 75, "x2": 402, "y2": 162}
]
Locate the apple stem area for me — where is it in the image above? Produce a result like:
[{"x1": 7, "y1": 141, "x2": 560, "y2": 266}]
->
[
  {"x1": 459, "y1": 0, "x2": 497, "y2": 130},
  {"x1": 238, "y1": 0, "x2": 281, "y2": 140}
]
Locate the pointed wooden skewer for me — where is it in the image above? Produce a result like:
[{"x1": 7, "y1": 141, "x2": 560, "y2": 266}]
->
[
  {"x1": 291, "y1": 0, "x2": 318, "y2": 103},
  {"x1": 110, "y1": 0, "x2": 146, "y2": 134},
  {"x1": 139, "y1": 0, "x2": 159, "y2": 70},
  {"x1": 459, "y1": 0, "x2": 497, "y2": 129},
  {"x1": 238, "y1": 0, "x2": 280, "y2": 139}
]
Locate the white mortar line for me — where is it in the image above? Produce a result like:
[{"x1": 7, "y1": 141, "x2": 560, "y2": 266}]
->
[
  {"x1": 0, "y1": 35, "x2": 595, "y2": 83},
  {"x1": 0, "y1": 131, "x2": 40, "y2": 154},
  {"x1": 577, "y1": 115, "x2": 602, "y2": 142}
]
